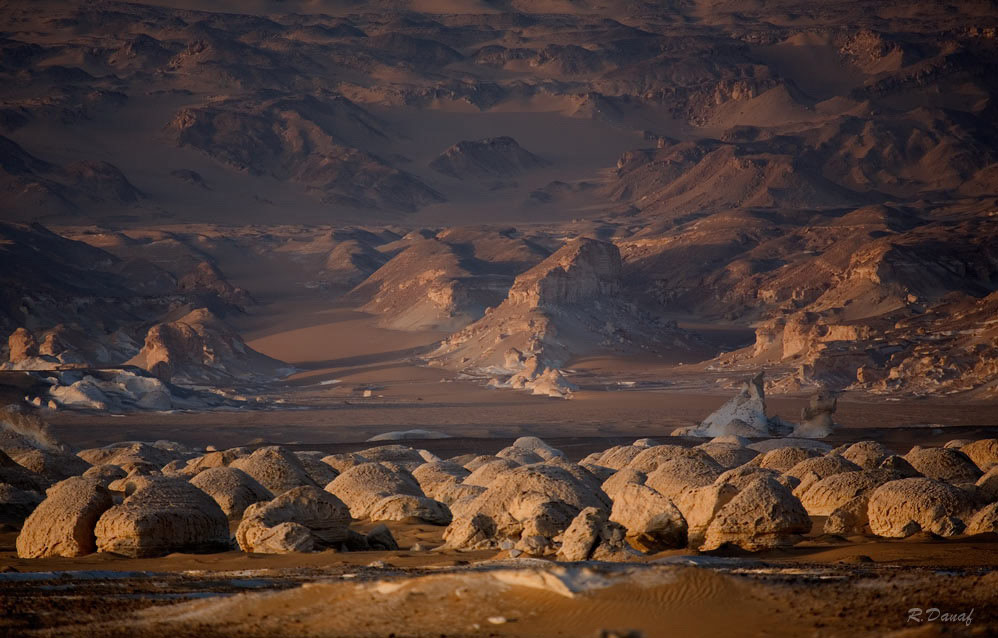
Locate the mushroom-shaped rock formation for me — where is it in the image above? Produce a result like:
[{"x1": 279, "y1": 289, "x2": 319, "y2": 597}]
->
[
  {"x1": 189, "y1": 467, "x2": 273, "y2": 519},
  {"x1": 229, "y1": 446, "x2": 319, "y2": 493},
  {"x1": 701, "y1": 477, "x2": 810, "y2": 551},
  {"x1": 867, "y1": 478, "x2": 976, "y2": 538},
  {"x1": 694, "y1": 372, "x2": 771, "y2": 437},
  {"x1": 16, "y1": 477, "x2": 113, "y2": 558},
  {"x1": 792, "y1": 391, "x2": 837, "y2": 438},
  {"x1": 236, "y1": 486, "x2": 352, "y2": 554},
  {"x1": 94, "y1": 477, "x2": 230, "y2": 557},
  {"x1": 325, "y1": 462, "x2": 423, "y2": 519}
]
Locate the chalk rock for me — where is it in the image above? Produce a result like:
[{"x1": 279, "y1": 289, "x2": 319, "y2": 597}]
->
[
  {"x1": 624, "y1": 445, "x2": 711, "y2": 474},
  {"x1": 294, "y1": 451, "x2": 340, "y2": 486},
  {"x1": 594, "y1": 445, "x2": 643, "y2": 470},
  {"x1": 965, "y1": 502, "x2": 998, "y2": 535},
  {"x1": 496, "y1": 446, "x2": 544, "y2": 465},
  {"x1": 960, "y1": 439, "x2": 998, "y2": 472},
  {"x1": 94, "y1": 477, "x2": 229, "y2": 557},
  {"x1": 368, "y1": 494, "x2": 452, "y2": 525},
  {"x1": 903, "y1": 447, "x2": 982, "y2": 483},
  {"x1": 672, "y1": 482, "x2": 739, "y2": 548},
  {"x1": 357, "y1": 445, "x2": 427, "y2": 471},
  {"x1": 229, "y1": 446, "x2": 318, "y2": 493},
  {"x1": 823, "y1": 495, "x2": 871, "y2": 536},
  {"x1": 792, "y1": 391, "x2": 837, "y2": 438},
  {"x1": 325, "y1": 462, "x2": 423, "y2": 519},
  {"x1": 609, "y1": 483, "x2": 687, "y2": 552},
  {"x1": 755, "y1": 446, "x2": 822, "y2": 473},
  {"x1": 189, "y1": 467, "x2": 273, "y2": 519},
  {"x1": 701, "y1": 477, "x2": 810, "y2": 551},
  {"x1": 82, "y1": 464, "x2": 128, "y2": 486},
  {"x1": 464, "y1": 458, "x2": 521, "y2": 487},
  {"x1": 696, "y1": 372, "x2": 770, "y2": 437},
  {"x1": 0, "y1": 484, "x2": 42, "y2": 529},
  {"x1": 10, "y1": 449, "x2": 90, "y2": 484},
  {"x1": 867, "y1": 478, "x2": 976, "y2": 538},
  {"x1": 714, "y1": 465, "x2": 783, "y2": 492},
  {"x1": 836, "y1": 441, "x2": 892, "y2": 469},
  {"x1": 0, "y1": 450, "x2": 46, "y2": 491},
  {"x1": 695, "y1": 442, "x2": 759, "y2": 469},
  {"x1": 557, "y1": 506, "x2": 629, "y2": 561},
  {"x1": 799, "y1": 469, "x2": 902, "y2": 516},
  {"x1": 976, "y1": 466, "x2": 998, "y2": 502},
  {"x1": 236, "y1": 486, "x2": 351, "y2": 554},
  {"x1": 786, "y1": 455, "x2": 861, "y2": 497},
  {"x1": 644, "y1": 455, "x2": 722, "y2": 501},
  {"x1": 320, "y1": 453, "x2": 370, "y2": 474},
  {"x1": 411, "y1": 460, "x2": 470, "y2": 495},
  {"x1": 511, "y1": 436, "x2": 564, "y2": 460},
  {"x1": 16, "y1": 477, "x2": 112, "y2": 557},
  {"x1": 600, "y1": 468, "x2": 645, "y2": 501}
]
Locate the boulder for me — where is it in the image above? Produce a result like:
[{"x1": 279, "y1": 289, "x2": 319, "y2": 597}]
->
[
  {"x1": 325, "y1": 462, "x2": 423, "y2": 519},
  {"x1": 556, "y1": 506, "x2": 629, "y2": 561},
  {"x1": 903, "y1": 447, "x2": 982, "y2": 483},
  {"x1": 600, "y1": 468, "x2": 645, "y2": 501},
  {"x1": 77, "y1": 442, "x2": 178, "y2": 468},
  {"x1": 368, "y1": 494, "x2": 452, "y2": 525},
  {"x1": 411, "y1": 460, "x2": 470, "y2": 496},
  {"x1": 755, "y1": 447, "x2": 822, "y2": 473},
  {"x1": 594, "y1": 445, "x2": 644, "y2": 470},
  {"x1": 170, "y1": 448, "x2": 248, "y2": 477},
  {"x1": 748, "y1": 438, "x2": 831, "y2": 454},
  {"x1": 965, "y1": 502, "x2": 998, "y2": 535},
  {"x1": 10, "y1": 449, "x2": 91, "y2": 483},
  {"x1": 799, "y1": 469, "x2": 902, "y2": 516},
  {"x1": 426, "y1": 477, "x2": 486, "y2": 506},
  {"x1": 714, "y1": 465, "x2": 783, "y2": 492},
  {"x1": 867, "y1": 478, "x2": 976, "y2": 538},
  {"x1": 357, "y1": 445, "x2": 426, "y2": 470},
  {"x1": 672, "y1": 483, "x2": 738, "y2": 548},
  {"x1": 366, "y1": 523, "x2": 398, "y2": 550},
  {"x1": 443, "y1": 464, "x2": 609, "y2": 550},
  {"x1": 229, "y1": 446, "x2": 318, "y2": 493},
  {"x1": 823, "y1": 495, "x2": 871, "y2": 536},
  {"x1": 294, "y1": 451, "x2": 340, "y2": 486},
  {"x1": 510, "y1": 436, "x2": 564, "y2": 460},
  {"x1": 695, "y1": 442, "x2": 758, "y2": 469},
  {"x1": 0, "y1": 450, "x2": 46, "y2": 492},
  {"x1": 701, "y1": 477, "x2": 810, "y2": 551},
  {"x1": 0, "y1": 484, "x2": 42, "y2": 529},
  {"x1": 16, "y1": 477, "x2": 112, "y2": 557},
  {"x1": 609, "y1": 483, "x2": 687, "y2": 552},
  {"x1": 94, "y1": 477, "x2": 230, "y2": 557},
  {"x1": 580, "y1": 462, "x2": 614, "y2": 483},
  {"x1": 644, "y1": 455, "x2": 722, "y2": 501},
  {"x1": 878, "y1": 455, "x2": 921, "y2": 477},
  {"x1": 625, "y1": 445, "x2": 711, "y2": 474},
  {"x1": 837, "y1": 441, "x2": 892, "y2": 469},
  {"x1": 320, "y1": 452, "x2": 369, "y2": 474},
  {"x1": 977, "y1": 466, "x2": 998, "y2": 502},
  {"x1": 786, "y1": 455, "x2": 861, "y2": 496},
  {"x1": 82, "y1": 464, "x2": 127, "y2": 486},
  {"x1": 463, "y1": 458, "x2": 520, "y2": 487},
  {"x1": 496, "y1": 446, "x2": 544, "y2": 465},
  {"x1": 189, "y1": 467, "x2": 273, "y2": 519},
  {"x1": 236, "y1": 486, "x2": 351, "y2": 554},
  {"x1": 956, "y1": 439, "x2": 998, "y2": 473}
]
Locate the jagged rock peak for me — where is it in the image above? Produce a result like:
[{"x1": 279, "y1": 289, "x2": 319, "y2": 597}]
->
[{"x1": 507, "y1": 237, "x2": 621, "y2": 308}]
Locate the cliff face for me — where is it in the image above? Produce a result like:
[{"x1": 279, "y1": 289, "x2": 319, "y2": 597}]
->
[{"x1": 506, "y1": 238, "x2": 621, "y2": 308}]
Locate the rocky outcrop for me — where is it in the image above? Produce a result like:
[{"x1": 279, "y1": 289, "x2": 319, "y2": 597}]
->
[
  {"x1": 368, "y1": 494, "x2": 452, "y2": 525},
  {"x1": 903, "y1": 447, "x2": 982, "y2": 484},
  {"x1": 609, "y1": 482, "x2": 688, "y2": 552},
  {"x1": 693, "y1": 373, "x2": 771, "y2": 437},
  {"x1": 793, "y1": 392, "x2": 838, "y2": 438},
  {"x1": 867, "y1": 478, "x2": 976, "y2": 538},
  {"x1": 325, "y1": 462, "x2": 423, "y2": 519},
  {"x1": 128, "y1": 309, "x2": 289, "y2": 384},
  {"x1": 189, "y1": 467, "x2": 273, "y2": 519},
  {"x1": 9, "y1": 449, "x2": 90, "y2": 484},
  {"x1": 798, "y1": 469, "x2": 901, "y2": 516},
  {"x1": 236, "y1": 486, "x2": 351, "y2": 554},
  {"x1": 430, "y1": 136, "x2": 549, "y2": 179},
  {"x1": 701, "y1": 477, "x2": 810, "y2": 551},
  {"x1": 16, "y1": 477, "x2": 112, "y2": 557},
  {"x1": 229, "y1": 446, "x2": 318, "y2": 494},
  {"x1": 94, "y1": 477, "x2": 230, "y2": 557},
  {"x1": 556, "y1": 506, "x2": 630, "y2": 561}
]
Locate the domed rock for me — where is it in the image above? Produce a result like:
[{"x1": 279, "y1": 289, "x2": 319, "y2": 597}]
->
[
  {"x1": 170, "y1": 448, "x2": 247, "y2": 477},
  {"x1": 357, "y1": 445, "x2": 426, "y2": 470},
  {"x1": 755, "y1": 447, "x2": 822, "y2": 473},
  {"x1": 189, "y1": 467, "x2": 273, "y2": 519},
  {"x1": 236, "y1": 486, "x2": 351, "y2": 554},
  {"x1": 965, "y1": 502, "x2": 998, "y2": 535},
  {"x1": 695, "y1": 442, "x2": 759, "y2": 469},
  {"x1": 462, "y1": 454, "x2": 503, "y2": 471},
  {"x1": 0, "y1": 450, "x2": 46, "y2": 492},
  {"x1": 509, "y1": 436, "x2": 564, "y2": 460},
  {"x1": 432, "y1": 479, "x2": 486, "y2": 508},
  {"x1": 368, "y1": 494, "x2": 451, "y2": 525},
  {"x1": 822, "y1": 495, "x2": 871, "y2": 536},
  {"x1": 16, "y1": 477, "x2": 113, "y2": 557},
  {"x1": 580, "y1": 462, "x2": 614, "y2": 483},
  {"x1": 94, "y1": 477, "x2": 230, "y2": 557},
  {"x1": 625, "y1": 445, "x2": 713, "y2": 474},
  {"x1": 600, "y1": 468, "x2": 645, "y2": 501},
  {"x1": 609, "y1": 483, "x2": 687, "y2": 552},
  {"x1": 748, "y1": 438, "x2": 831, "y2": 454},
  {"x1": 976, "y1": 466, "x2": 998, "y2": 502},
  {"x1": 543, "y1": 458, "x2": 605, "y2": 496},
  {"x1": 294, "y1": 452, "x2": 340, "y2": 487},
  {"x1": 325, "y1": 462, "x2": 423, "y2": 519},
  {"x1": 463, "y1": 458, "x2": 520, "y2": 488},
  {"x1": 0, "y1": 484, "x2": 42, "y2": 529},
  {"x1": 594, "y1": 445, "x2": 643, "y2": 470},
  {"x1": 714, "y1": 465, "x2": 782, "y2": 492},
  {"x1": 82, "y1": 464, "x2": 127, "y2": 486},
  {"x1": 878, "y1": 455, "x2": 921, "y2": 477},
  {"x1": 443, "y1": 464, "x2": 609, "y2": 550},
  {"x1": 701, "y1": 477, "x2": 810, "y2": 551},
  {"x1": 644, "y1": 455, "x2": 722, "y2": 501},
  {"x1": 673, "y1": 483, "x2": 739, "y2": 548},
  {"x1": 786, "y1": 455, "x2": 861, "y2": 497},
  {"x1": 556, "y1": 506, "x2": 629, "y2": 562},
  {"x1": 320, "y1": 453, "x2": 369, "y2": 474},
  {"x1": 229, "y1": 446, "x2": 318, "y2": 493},
  {"x1": 903, "y1": 447, "x2": 982, "y2": 483},
  {"x1": 867, "y1": 478, "x2": 976, "y2": 538},
  {"x1": 411, "y1": 460, "x2": 470, "y2": 495},
  {"x1": 959, "y1": 439, "x2": 998, "y2": 472},
  {"x1": 799, "y1": 469, "x2": 902, "y2": 516},
  {"x1": 11, "y1": 449, "x2": 91, "y2": 483},
  {"x1": 837, "y1": 441, "x2": 892, "y2": 469},
  {"x1": 77, "y1": 442, "x2": 178, "y2": 469},
  {"x1": 496, "y1": 446, "x2": 544, "y2": 465}
]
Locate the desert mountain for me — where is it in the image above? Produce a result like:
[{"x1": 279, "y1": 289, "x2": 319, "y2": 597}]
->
[
  {"x1": 428, "y1": 236, "x2": 697, "y2": 389},
  {"x1": 430, "y1": 137, "x2": 549, "y2": 180}
]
